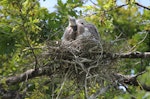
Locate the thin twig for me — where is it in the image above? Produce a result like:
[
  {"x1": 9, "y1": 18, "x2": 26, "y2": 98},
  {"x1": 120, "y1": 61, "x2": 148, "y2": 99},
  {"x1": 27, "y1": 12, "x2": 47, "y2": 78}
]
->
[
  {"x1": 56, "y1": 67, "x2": 71, "y2": 99},
  {"x1": 89, "y1": 0, "x2": 99, "y2": 7},
  {"x1": 129, "y1": 32, "x2": 148, "y2": 52},
  {"x1": 89, "y1": 85, "x2": 110, "y2": 99},
  {"x1": 84, "y1": 74, "x2": 88, "y2": 99},
  {"x1": 18, "y1": 2, "x2": 39, "y2": 70}
]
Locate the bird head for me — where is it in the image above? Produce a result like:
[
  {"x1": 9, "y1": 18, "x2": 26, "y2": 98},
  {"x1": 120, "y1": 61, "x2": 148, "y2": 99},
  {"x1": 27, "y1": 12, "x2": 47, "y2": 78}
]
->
[
  {"x1": 76, "y1": 19, "x2": 86, "y2": 25},
  {"x1": 68, "y1": 16, "x2": 77, "y2": 27}
]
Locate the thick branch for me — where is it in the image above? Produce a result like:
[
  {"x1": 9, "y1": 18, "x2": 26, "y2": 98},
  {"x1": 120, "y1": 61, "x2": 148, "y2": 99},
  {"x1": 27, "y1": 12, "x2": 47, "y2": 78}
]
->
[
  {"x1": 113, "y1": 71, "x2": 145, "y2": 86},
  {"x1": 0, "y1": 50, "x2": 150, "y2": 99},
  {"x1": 1, "y1": 52, "x2": 150, "y2": 86},
  {"x1": 5, "y1": 66, "x2": 52, "y2": 85},
  {"x1": 0, "y1": 65, "x2": 149, "y2": 99},
  {"x1": 113, "y1": 71, "x2": 150, "y2": 91},
  {"x1": 0, "y1": 66, "x2": 148, "y2": 89},
  {"x1": 115, "y1": 52, "x2": 150, "y2": 58}
]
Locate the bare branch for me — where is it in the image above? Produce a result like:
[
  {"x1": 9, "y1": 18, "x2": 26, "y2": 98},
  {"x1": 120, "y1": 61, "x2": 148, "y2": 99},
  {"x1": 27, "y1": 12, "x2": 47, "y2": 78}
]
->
[
  {"x1": 113, "y1": 71, "x2": 146, "y2": 86},
  {"x1": 112, "y1": 71, "x2": 150, "y2": 91},
  {"x1": 89, "y1": 0, "x2": 99, "y2": 7},
  {"x1": 129, "y1": 32, "x2": 148, "y2": 52},
  {"x1": 116, "y1": 52, "x2": 150, "y2": 58},
  {"x1": 117, "y1": 4, "x2": 128, "y2": 9},
  {"x1": 135, "y1": 2, "x2": 150, "y2": 10},
  {"x1": 4, "y1": 66, "x2": 53, "y2": 86}
]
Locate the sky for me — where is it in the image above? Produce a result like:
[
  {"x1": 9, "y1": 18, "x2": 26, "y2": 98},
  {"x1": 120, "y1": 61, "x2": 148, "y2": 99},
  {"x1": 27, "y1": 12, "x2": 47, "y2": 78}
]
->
[{"x1": 39, "y1": 0, "x2": 150, "y2": 12}]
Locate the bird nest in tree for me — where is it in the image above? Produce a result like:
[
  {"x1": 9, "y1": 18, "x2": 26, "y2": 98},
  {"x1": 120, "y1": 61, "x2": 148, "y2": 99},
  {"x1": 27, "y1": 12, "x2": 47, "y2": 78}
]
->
[
  {"x1": 1, "y1": 38, "x2": 148, "y2": 99},
  {"x1": 42, "y1": 38, "x2": 117, "y2": 88}
]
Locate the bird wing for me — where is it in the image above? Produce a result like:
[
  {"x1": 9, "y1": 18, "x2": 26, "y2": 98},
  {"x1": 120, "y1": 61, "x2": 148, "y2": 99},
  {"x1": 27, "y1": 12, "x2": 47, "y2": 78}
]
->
[
  {"x1": 62, "y1": 27, "x2": 72, "y2": 41},
  {"x1": 62, "y1": 26, "x2": 77, "y2": 41},
  {"x1": 85, "y1": 24, "x2": 100, "y2": 41}
]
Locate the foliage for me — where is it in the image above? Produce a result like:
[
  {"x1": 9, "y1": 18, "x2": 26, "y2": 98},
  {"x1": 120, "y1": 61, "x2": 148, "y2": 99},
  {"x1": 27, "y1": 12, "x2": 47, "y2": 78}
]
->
[{"x1": 0, "y1": 0, "x2": 150, "y2": 99}]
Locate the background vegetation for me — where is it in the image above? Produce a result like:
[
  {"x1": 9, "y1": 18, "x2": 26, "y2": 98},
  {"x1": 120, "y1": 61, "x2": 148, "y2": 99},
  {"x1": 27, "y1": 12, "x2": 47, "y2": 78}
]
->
[{"x1": 0, "y1": 0, "x2": 150, "y2": 98}]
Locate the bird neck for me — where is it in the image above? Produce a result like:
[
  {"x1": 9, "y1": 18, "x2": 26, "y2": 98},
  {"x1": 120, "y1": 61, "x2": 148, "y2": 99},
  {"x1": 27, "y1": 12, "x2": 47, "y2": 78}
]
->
[
  {"x1": 70, "y1": 26, "x2": 77, "y2": 32},
  {"x1": 69, "y1": 22, "x2": 77, "y2": 27}
]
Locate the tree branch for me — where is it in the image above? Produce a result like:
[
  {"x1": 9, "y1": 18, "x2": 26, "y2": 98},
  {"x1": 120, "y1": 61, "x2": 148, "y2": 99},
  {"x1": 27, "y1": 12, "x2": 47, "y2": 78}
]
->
[
  {"x1": 135, "y1": 2, "x2": 150, "y2": 10},
  {"x1": 4, "y1": 66, "x2": 53, "y2": 86},
  {"x1": 115, "y1": 52, "x2": 150, "y2": 58},
  {"x1": 1, "y1": 52, "x2": 150, "y2": 86},
  {"x1": 1, "y1": 50, "x2": 150, "y2": 98},
  {"x1": 113, "y1": 71, "x2": 150, "y2": 91}
]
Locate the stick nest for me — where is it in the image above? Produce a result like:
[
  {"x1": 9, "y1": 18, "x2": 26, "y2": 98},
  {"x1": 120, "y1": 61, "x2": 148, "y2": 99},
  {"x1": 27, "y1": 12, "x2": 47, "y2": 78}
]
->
[{"x1": 41, "y1": 38, "x2": 117, "y2": 87}]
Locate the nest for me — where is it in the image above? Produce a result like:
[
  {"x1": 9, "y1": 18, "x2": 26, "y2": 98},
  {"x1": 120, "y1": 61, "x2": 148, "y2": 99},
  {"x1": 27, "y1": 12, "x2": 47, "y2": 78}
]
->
[{"x1": 41, "y1": 38, "x2": 117, "y2": 87}]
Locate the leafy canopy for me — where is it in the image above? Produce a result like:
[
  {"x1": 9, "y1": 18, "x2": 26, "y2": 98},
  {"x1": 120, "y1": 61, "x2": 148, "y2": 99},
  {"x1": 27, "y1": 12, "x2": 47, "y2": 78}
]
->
[{"x1": 0, "y1": 0, "x2": 150, "y2": 98}]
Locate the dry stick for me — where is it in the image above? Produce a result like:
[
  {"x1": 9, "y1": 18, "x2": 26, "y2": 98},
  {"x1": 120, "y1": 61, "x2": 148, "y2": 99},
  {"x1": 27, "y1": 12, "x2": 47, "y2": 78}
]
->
[
  {"x1": 71, "y1": 49, "x2": 88, "y2": 73},
  {"x1": 84, "y1": 73, "x2": 89, "y2": 99},
  {"x1": 85, "y1": 64, "x2": 98, "y2": 99},
  {"x1": 56, "y1": 67, "x2": 72, "y2": 99},
  {"x1": 129, "y1": 32, "x2": 148, "y2": 52},
  {"x1": 89, "y1": 85, "x2": 110, "y2": 99}
]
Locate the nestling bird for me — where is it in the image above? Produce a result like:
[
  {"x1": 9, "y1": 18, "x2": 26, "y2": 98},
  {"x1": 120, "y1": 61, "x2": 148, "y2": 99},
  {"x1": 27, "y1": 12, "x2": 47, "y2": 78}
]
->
[
  {"x1": 61, "y1": 16, "x2": 77, "y2": 42},
  {"x1": 61, "y1": 17, "x2": 101, "y2": 49},
  {"x1": 76, "y1": 19, "x2": 100, "y2": 41}
]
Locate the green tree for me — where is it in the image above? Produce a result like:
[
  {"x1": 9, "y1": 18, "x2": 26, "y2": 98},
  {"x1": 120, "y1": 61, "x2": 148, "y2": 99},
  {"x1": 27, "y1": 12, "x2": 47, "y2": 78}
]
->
[{"x1": 0, "y1": 0, "x2": 150, "y2": 99}]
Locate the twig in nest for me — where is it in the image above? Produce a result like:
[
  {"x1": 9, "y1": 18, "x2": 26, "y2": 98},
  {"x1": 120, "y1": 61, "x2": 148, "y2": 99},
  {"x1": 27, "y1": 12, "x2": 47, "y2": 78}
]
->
[
  {"x1": 89, "y1": 85, "x2": 111, "y2": 99},
  {"x1": 56, "y1": 67, "x2": 71, "y2": 99}
]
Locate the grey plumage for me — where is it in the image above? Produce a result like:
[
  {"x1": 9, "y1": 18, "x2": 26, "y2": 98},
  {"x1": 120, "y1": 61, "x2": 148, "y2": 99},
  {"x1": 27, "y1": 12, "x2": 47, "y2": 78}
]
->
[
  {"x1": 76, "y1": 19, "x2": 100, "y2": 41},
  {"x1": 61, "y1": 17, "x2": 100, "y2": 49},
  {"x1": 61, "y1": 17, "x2": 77, "y2": 42}
]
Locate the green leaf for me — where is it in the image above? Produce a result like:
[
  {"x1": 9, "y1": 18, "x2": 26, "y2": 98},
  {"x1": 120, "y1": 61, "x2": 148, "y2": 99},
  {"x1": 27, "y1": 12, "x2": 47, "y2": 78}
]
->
[{"x1": 57, "y1": 0, "x2": 64, "y2": 7}]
